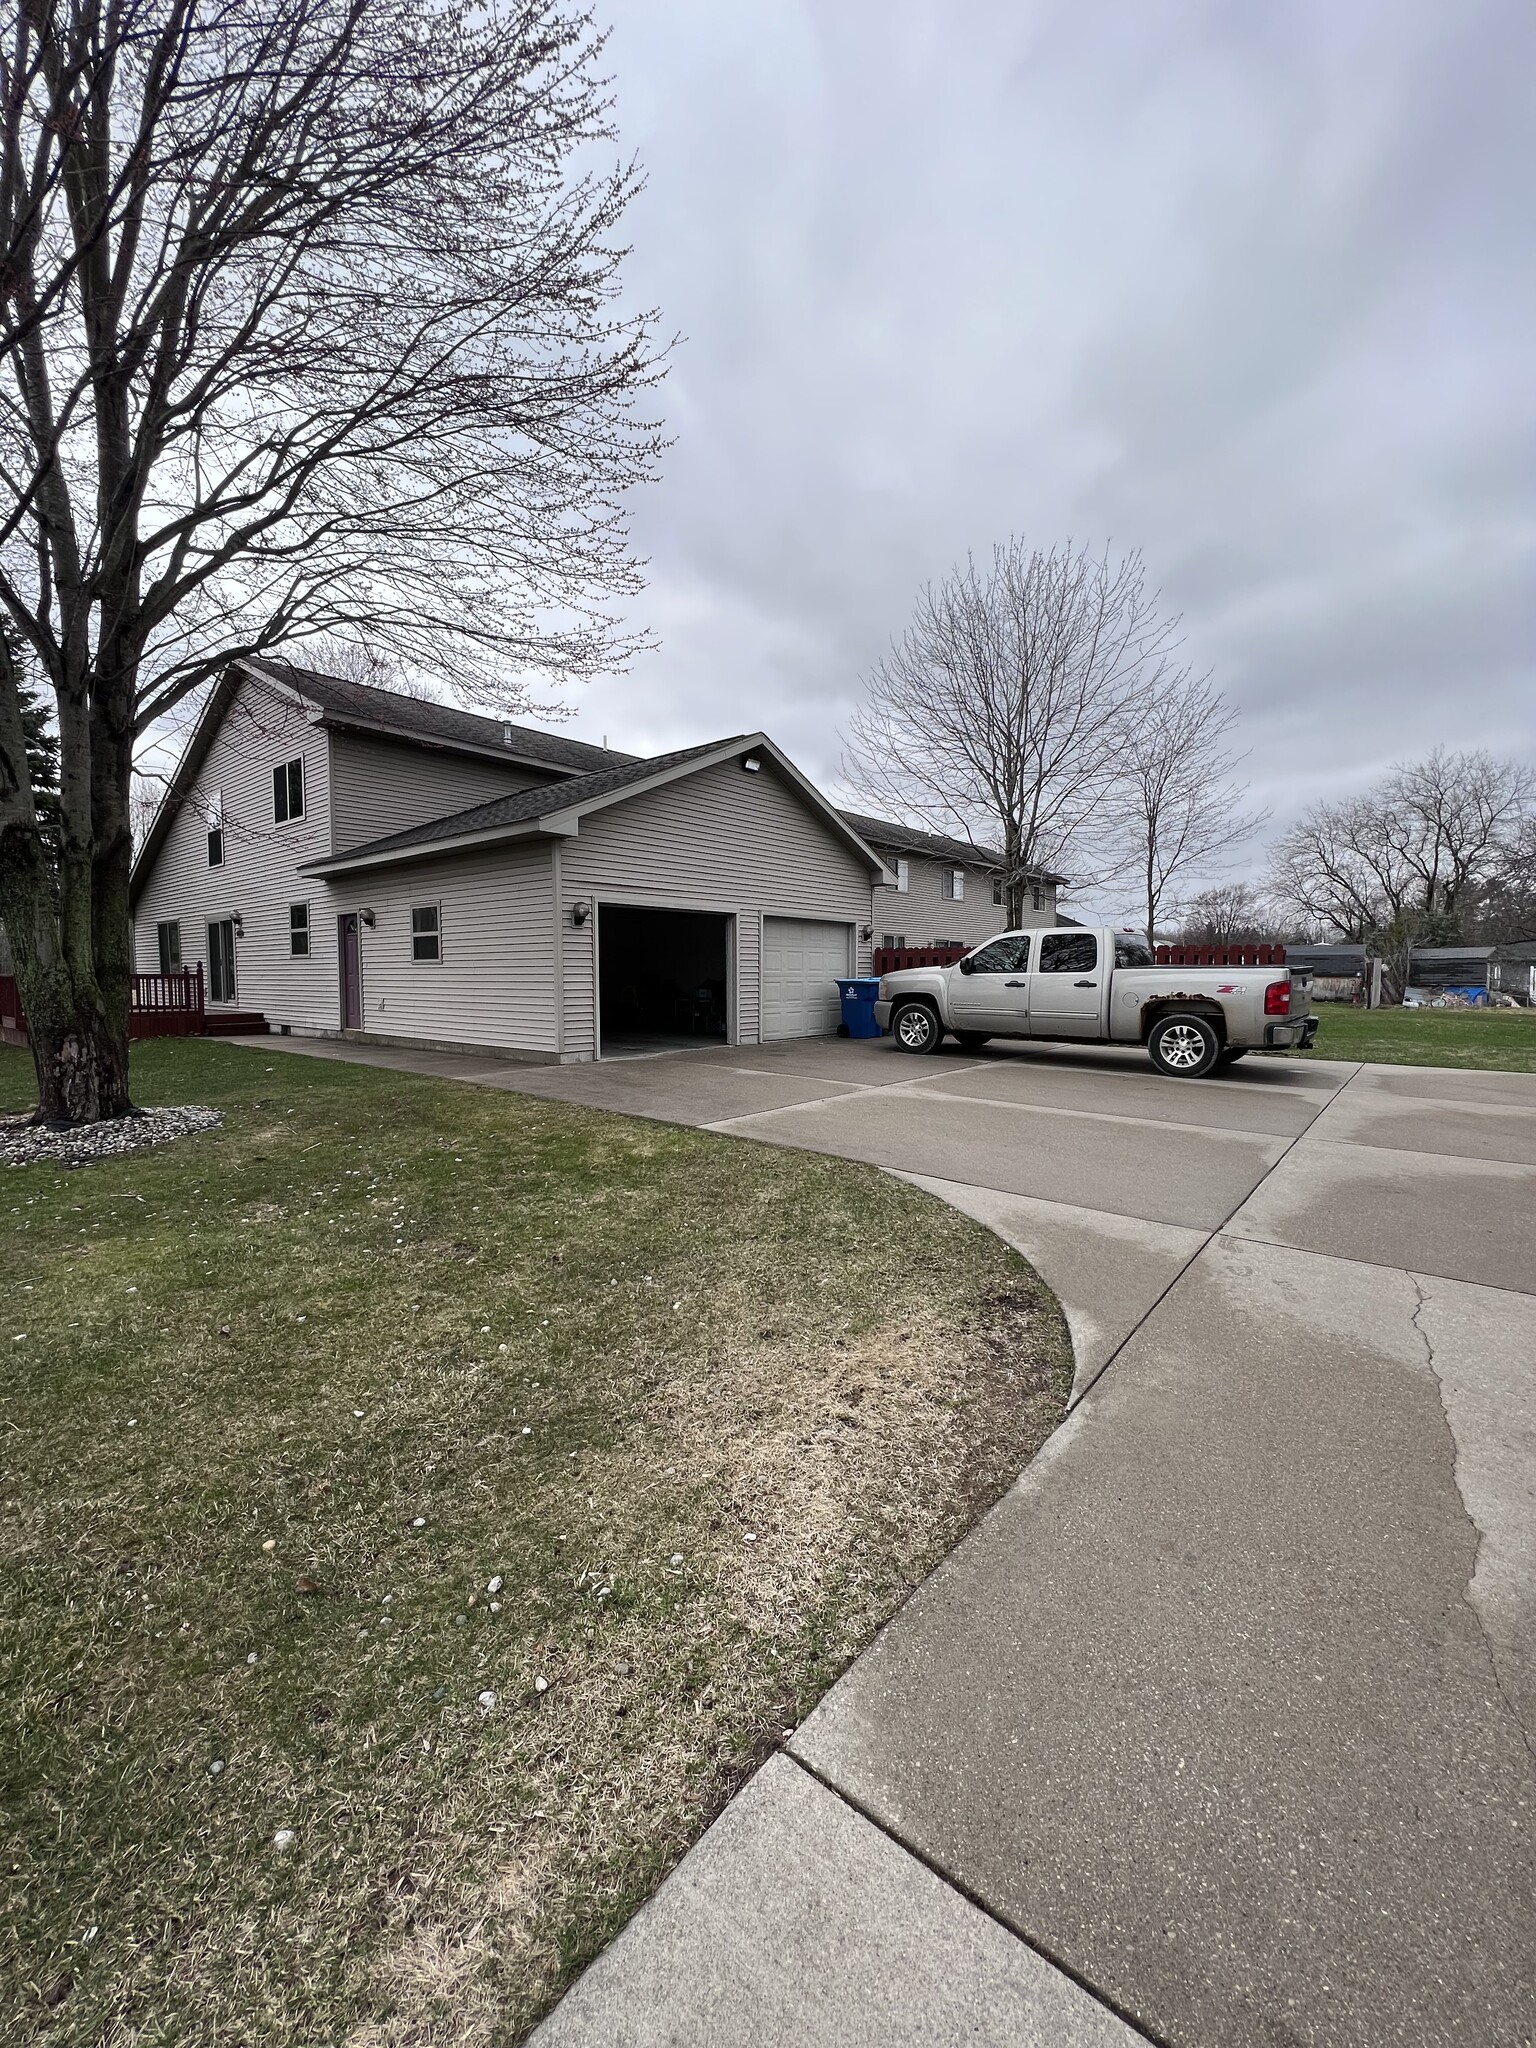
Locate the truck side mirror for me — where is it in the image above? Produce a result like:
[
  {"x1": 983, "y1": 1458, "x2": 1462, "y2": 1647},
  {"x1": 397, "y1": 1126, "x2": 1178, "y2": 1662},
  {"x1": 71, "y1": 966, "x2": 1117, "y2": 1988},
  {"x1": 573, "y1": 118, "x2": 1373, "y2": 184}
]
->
[{"x1": 958, "y1": 957, "x2": 974, "y2": 975}]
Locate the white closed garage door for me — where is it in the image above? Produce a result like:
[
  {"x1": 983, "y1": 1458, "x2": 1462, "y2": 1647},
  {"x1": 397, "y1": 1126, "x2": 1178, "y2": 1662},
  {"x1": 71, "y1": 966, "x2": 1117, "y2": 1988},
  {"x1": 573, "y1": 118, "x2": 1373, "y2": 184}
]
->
[{"x1": 761, "y1": 917, "x2": 853, "y2": 1039}]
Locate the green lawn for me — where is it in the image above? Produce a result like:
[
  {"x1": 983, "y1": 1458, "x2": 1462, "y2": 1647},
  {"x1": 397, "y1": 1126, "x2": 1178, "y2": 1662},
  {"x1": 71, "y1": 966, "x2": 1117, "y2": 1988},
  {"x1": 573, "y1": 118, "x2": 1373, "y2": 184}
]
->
[
  {"x1": 1298, "y1": 1004, "x2": 1536, "y2": 1071},
  {"x1": 0, "y1": 1038, "x2": 1070, "y2": 2045}
]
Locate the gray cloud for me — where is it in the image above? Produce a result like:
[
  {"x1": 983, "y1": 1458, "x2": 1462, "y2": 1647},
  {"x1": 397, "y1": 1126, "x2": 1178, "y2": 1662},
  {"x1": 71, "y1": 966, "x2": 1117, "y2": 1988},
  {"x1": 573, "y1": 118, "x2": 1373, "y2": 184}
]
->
[{"x1": 564, "y1": 3, "x2": 1535, "y2": 888}]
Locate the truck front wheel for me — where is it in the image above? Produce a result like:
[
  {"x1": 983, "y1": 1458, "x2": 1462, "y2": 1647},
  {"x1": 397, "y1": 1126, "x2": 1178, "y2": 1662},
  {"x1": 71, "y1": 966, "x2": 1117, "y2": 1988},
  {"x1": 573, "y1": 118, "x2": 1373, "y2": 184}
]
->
[
  {"x1": 892, "y1": 1002, "x2": 944, "y2": 1054},
  {"x1": 1147, "y1": 1011, "x2": 1221, "y2": 1079}
]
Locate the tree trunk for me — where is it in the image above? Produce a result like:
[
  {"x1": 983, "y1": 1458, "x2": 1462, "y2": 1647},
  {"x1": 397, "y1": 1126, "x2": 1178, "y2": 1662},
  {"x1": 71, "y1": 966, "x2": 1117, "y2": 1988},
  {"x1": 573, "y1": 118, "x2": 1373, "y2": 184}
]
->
[{"x1": 0, "y1": 715, "x2": 134, "y2": 1123}]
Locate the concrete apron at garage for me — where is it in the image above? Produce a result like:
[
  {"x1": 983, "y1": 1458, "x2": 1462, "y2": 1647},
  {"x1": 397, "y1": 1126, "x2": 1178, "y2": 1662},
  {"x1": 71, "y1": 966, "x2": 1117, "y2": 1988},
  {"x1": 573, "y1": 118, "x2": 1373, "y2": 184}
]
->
[{"x1": 239, "y1": 1031, "x2": 1536, "y2": 2047}]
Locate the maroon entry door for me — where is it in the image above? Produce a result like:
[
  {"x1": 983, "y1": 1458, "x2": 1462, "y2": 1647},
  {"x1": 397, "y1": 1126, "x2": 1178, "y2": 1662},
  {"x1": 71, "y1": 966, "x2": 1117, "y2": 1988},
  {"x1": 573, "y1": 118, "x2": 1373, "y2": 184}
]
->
[{"x1": 338, "y1": 913, "x2": 362, "y2": 1029}]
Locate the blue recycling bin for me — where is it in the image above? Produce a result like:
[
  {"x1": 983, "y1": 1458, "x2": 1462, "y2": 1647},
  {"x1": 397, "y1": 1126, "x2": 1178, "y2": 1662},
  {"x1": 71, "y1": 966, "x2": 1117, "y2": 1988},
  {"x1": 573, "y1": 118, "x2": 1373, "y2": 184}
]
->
[{"x1": 836, "y1": 976, "x2": 883, "y2": 1039}]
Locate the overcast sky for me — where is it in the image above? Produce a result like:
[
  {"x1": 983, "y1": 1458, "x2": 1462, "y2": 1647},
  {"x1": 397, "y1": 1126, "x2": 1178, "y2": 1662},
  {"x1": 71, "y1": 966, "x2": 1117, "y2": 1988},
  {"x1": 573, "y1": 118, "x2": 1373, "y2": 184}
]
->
[{"x1": 548, "y1": 0, "x2": 1532, "y2": 895}]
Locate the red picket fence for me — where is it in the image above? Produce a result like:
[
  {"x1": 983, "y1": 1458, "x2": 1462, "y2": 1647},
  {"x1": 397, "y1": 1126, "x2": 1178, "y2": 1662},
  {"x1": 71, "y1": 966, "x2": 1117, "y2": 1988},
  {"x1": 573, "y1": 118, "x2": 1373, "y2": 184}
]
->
[
  {"x1": 873, "y1": 944, "x2": 968, "y2": 975},
  {"x1": 1154, "y1": 942, "x2": 1287, "y2": 968},
  {"x1": 0, "y1": 965, "x2": 206, "y2": 1046}
]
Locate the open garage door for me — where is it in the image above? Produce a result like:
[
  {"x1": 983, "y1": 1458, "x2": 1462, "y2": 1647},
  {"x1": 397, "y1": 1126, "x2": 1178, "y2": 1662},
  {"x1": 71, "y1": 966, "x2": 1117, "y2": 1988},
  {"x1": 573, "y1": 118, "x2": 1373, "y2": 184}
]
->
[
  {"x1": 761, "y1": 917, "x2": 852, "y2": 1039},
  {"x1": 599, "y1": 905, "x2": 730, "y2": 1056}
]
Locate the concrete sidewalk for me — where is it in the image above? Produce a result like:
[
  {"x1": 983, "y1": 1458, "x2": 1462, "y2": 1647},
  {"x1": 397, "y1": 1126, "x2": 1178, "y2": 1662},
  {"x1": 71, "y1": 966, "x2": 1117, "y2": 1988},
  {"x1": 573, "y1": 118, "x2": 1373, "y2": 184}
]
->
[{"x1": 243, "y1": 1032, "x2": 1536, "y2": 2044}]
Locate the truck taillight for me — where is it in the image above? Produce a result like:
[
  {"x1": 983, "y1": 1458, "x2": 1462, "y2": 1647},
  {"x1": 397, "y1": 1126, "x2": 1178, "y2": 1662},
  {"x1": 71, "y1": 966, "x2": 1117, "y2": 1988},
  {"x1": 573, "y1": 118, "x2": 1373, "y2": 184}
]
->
[{"x1": 1264, "y1": 978, "x2": 1291, "y2": 1016}]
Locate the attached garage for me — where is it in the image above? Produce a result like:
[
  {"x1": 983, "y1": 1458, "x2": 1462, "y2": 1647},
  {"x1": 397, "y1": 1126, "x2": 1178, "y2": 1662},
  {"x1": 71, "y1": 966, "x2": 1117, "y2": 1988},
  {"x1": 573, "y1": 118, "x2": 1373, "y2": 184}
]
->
[{"x1": 761, "y1": 916, "x2": 853, "y2": 1039}]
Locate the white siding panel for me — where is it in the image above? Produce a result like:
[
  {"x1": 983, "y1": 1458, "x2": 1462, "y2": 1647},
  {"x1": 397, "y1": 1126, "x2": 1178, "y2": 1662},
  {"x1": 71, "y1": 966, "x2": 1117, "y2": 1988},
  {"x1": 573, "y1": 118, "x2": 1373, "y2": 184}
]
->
[
  {"x1": 133, "y1": 676, "x2": 338, "y2": 1027},
  {"x1": 329, "y1": 732, "x2": 549, "y2": 853},
  {"x1": 762, "y1": 917, "x2": 852, "y2": 1038},
  {"x1": 347, "y1": 842, "x2": 559, "y2": 1055},
  {"x1": 559, "y1": 757, "x2": 875, "y2": 1060}
]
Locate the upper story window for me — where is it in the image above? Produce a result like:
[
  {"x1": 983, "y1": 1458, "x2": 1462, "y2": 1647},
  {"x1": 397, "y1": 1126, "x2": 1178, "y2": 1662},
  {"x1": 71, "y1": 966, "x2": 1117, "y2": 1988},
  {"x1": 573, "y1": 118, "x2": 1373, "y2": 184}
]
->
[
  {"x1": 289, "y1": 903, "x2": 311, "y2": 958},
  {"x1": 156, "y1": 920, "x2": 182, "y2": 974},
  {"x1": 1032, "y1": 884, "x2": 1044, "y2": 912},
  {"x1": 893, "y1": 858, "x2": 909, "y2": 894},
  {"x1": 1039, "y1": 931, "x2": 1098, "y2": 974},
  {"x1": 411, "y1": 904, "x2": 441, "y2": 962},
  {"x1": 273, "y1": 757, "x2": 305, "y2": 823},
  {"x1": 941, "y1": 867, "x2": 965, "y2": 902},
  {"x1": 992, "y1": 877, "x2": 1003, "y2": 906},
  {"x1": 967, "y1": 935, "x2": 1031, "y2": 975},
  {"x1": 207, "y1": 825, "x2": 224, "y2": 867}
]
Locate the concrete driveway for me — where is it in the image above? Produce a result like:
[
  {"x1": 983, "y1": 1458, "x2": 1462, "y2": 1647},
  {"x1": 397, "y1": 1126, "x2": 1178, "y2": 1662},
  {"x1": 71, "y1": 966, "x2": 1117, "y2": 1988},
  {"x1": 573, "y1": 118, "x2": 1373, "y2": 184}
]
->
[{"x1": 252, "y1": 1031, "x2": 1536, "y2": 2046}]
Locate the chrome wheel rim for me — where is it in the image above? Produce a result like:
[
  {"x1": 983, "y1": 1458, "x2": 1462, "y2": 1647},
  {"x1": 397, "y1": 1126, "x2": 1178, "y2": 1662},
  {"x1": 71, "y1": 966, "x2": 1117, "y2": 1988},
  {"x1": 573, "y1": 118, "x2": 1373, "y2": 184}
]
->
[
  {"x1": 897, "y1": 1010, "x2": 931, "y2": 1049},
  {"x1": 1159, "y1": 1023, "x2": 1208, "y2": 1069}
]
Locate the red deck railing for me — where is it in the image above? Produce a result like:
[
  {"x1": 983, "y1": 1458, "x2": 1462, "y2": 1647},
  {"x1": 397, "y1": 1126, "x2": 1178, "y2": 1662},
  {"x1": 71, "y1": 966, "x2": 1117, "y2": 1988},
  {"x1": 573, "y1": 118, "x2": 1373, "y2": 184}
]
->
[
  {"x1": 0, "y1": 964, "x2": 207, "y2": 1046},
  {"x1": 1154, "y1": 942, "x2": 1287, "y2": 967},
  {"x1": 873, "y1": 944, "x2": 968, "y2": 975},
  {"x1": 131, "y1": 965, "x2": 206, "y2": 1037}
]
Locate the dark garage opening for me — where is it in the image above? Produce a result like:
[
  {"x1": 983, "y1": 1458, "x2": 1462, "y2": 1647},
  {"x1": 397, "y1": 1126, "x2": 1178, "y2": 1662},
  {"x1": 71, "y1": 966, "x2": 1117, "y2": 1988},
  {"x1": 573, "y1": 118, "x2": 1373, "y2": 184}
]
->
[{"x1": 599, "y1": 905, "x2": 729, "y2": 1055}]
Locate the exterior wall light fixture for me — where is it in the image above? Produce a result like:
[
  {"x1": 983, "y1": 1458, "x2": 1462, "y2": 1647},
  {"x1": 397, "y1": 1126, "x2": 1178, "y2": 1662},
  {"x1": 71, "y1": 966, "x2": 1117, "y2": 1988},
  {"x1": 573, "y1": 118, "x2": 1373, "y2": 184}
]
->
[
  {"x1": 860, "y1": 925, "x2": 874, "y2": 941},
  {"x1": 232, "y1": 911, "x2": 245, "y2": 937},
  {"x1": 359, "y1": 908, "x2": 376, "y2": 928},
  {"x1": 740, "y1": 753, "x2": 762, "y2": 773},
  {"x1": 572, "y1": 899, "x2": 592, "y2": 926}
]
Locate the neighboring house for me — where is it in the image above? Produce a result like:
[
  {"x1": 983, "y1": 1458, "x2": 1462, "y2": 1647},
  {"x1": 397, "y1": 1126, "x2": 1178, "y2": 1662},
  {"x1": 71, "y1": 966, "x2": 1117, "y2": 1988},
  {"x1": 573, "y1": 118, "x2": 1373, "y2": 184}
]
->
[
  {"x1": 838, "y1": 811, "x2": 1060, "y2": 950},
  {"x1": 130, "y1": 661, "x2": 892, "y2": 1061}
]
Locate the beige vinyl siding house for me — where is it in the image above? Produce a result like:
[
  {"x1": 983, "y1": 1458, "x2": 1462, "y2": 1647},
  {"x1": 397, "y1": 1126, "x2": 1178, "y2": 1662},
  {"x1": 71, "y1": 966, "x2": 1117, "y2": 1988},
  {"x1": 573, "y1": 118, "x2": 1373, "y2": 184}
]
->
[
  {"x1": 132, "y1": 663, "x2": 888, "y2": 1061},
  {"x1": 840, "y1": 811, "x2": 1060, "y2": 949}
]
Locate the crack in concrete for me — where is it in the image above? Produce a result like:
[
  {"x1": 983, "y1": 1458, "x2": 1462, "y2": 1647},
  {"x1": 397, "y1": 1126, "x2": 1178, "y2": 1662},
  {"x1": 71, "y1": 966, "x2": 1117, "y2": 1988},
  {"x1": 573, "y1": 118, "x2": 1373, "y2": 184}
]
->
[{"x1": 1409, "y1": 1273, "x2": 1536, "y2": 1764}]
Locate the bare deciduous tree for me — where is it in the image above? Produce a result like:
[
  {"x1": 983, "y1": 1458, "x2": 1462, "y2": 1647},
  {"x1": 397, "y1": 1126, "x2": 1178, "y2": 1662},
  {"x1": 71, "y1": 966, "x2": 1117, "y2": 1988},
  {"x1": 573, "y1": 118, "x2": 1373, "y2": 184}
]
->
[
  {"x1": 1111, "y1": 670, "x2": 1266, "y2": 943},
  {"x1": 0, "y1": 0, "x2": 665, "y2": 1122},
  {"x1": 1267, "y1": 748, "x2": 1535, "y2": 996},
  {"x1": 842, "y1": 540, "x2": 1175, "y2": 922},
  {"x1": 1180, "y1": 881, "x2": 1274, "y2": 944}
]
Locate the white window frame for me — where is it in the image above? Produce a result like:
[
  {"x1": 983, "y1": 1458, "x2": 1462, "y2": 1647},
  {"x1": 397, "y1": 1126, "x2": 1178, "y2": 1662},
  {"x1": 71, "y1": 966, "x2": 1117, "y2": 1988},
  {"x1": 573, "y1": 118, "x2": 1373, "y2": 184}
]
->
[
  {"x1": 157, "y1": 920, "x2": 182, "y2": 974},
  {"x1": 289, "y1": 902, "x2": 311, "y2": 959},
  {"x1": 411, "y1": 903, "x2": 442, "y2": 963},
  {"x1": 992, "y1": 877, "x2": 1003, "y2": 906},
  {"x1": 942, "y1": 867, "x2": 965, "y2": 902},
  {"x1": 893, "y1": 858, "x2": 909, "y2": 894}
]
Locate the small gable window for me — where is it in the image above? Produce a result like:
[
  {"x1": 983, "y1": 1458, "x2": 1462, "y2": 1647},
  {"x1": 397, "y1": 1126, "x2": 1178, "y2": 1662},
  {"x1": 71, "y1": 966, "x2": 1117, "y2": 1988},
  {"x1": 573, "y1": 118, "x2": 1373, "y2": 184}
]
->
[
  {"x1": 273, "y1": 758, "x2": 305, "y2": 823},
  {"x1": 992, "y1": 878, "x2": 1003, "y2": 906},
  {"x1": 941, "y1": 867, "x2": 965, "y2": 902},
  {"x1": 411, "y1": 905, "x2": 441, "y2": 963},
  {"x1": 207, "y1": 825, "x2": 224, "y2": 867},
  {"x1": 289, "y1": 903, "x2": 311, "y2": 958}
]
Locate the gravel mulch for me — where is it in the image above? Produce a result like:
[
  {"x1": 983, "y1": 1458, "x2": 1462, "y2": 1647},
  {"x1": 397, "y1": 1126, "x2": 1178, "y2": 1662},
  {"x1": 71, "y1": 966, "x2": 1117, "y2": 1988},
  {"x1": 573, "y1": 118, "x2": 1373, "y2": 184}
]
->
[{"x1": 0, "y1": 1105, "x2": 223, "y2": 1168}]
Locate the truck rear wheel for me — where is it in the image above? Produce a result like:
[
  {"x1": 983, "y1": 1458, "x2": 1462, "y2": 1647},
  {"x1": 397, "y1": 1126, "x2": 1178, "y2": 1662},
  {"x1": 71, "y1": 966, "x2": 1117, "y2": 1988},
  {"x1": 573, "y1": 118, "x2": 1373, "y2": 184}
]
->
[
  {"x1": 892, "y1": 1002, "x2": 943, "y2": 1054},
  {"x1": 1147, "y1": 1011, "x2": 1221, "y2": 1079}
]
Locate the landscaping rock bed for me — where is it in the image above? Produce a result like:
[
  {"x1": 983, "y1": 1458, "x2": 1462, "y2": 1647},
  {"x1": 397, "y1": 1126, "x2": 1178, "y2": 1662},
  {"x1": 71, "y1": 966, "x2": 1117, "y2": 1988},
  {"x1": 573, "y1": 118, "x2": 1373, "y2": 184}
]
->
[{"x1": 0, "y1": 1105, "x2": 223, "y2": 1168}]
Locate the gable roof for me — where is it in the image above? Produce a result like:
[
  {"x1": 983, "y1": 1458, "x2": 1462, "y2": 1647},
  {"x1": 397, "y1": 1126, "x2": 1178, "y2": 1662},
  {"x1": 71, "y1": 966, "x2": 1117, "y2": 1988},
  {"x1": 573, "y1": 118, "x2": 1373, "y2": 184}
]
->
[
  {"x1": 129, "y1": 658, "x2": 638, "y2": 906},
  {"x1": 839, "y1": 809, "x2": 1064, "y2": 884},
  {"x1": 304, "y1": 734, "x2": 893, "y2": 881},
  {"x1": 251, "y1": 659, "x2": 639, "y2": 775}
]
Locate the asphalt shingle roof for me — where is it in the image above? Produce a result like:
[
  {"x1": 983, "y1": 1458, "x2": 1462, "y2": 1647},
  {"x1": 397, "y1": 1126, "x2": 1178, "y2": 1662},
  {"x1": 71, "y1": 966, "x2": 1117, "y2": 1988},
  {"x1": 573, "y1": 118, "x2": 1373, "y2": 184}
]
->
[
  {"x1": 308, "y1": 738, "x2": 744, "y2": 868},
  {"x1": 840, "y1": 809, "x2": 1062, "y2": 881},
  {"x1": 256, "y1": 660, "x2": 640, "y2": 775}
]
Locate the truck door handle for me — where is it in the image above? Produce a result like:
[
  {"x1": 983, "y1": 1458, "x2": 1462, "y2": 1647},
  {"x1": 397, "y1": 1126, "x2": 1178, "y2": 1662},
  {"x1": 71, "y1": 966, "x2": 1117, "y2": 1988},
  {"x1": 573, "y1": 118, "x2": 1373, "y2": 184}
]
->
[
  {"x1": 1074, "y1": 979, "x2": 1097, "y2": 988},
  {"x1": 1004, "y1": 979, "x2": 1027, "y2": 988}
]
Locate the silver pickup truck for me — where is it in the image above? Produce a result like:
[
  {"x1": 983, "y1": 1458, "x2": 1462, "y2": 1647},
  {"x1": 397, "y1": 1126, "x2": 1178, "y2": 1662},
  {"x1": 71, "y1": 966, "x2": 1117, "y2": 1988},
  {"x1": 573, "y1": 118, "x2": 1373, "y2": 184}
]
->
[{"x1": 875, "y1": 928, "x2": 1318, "y2": 1078}]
